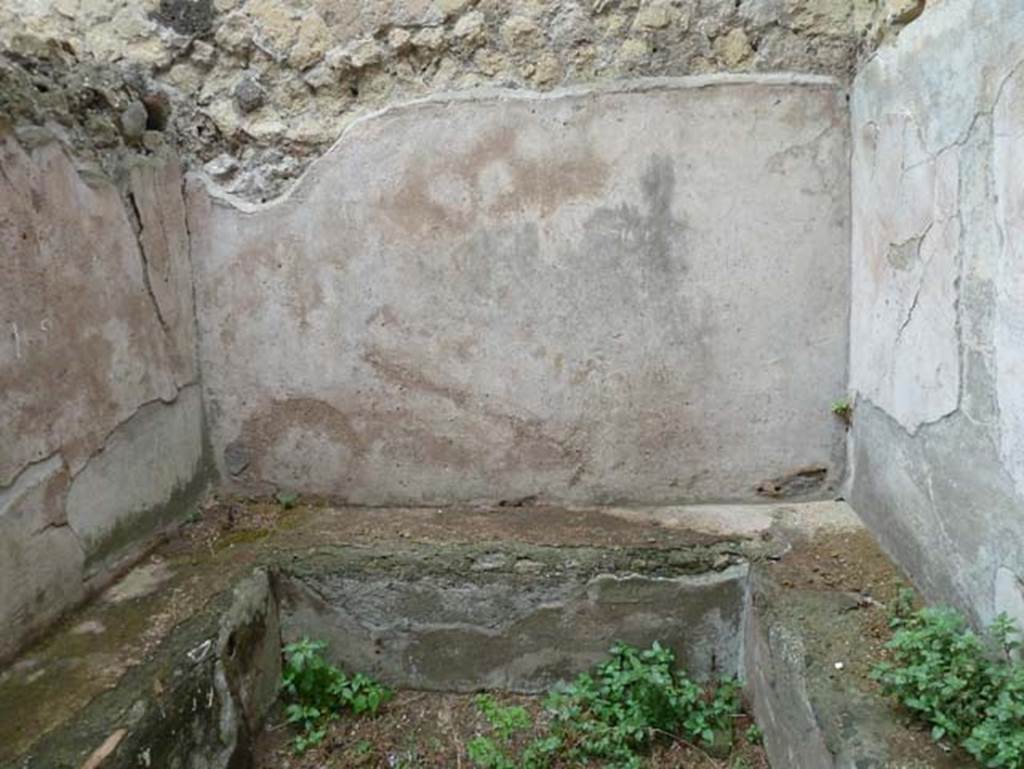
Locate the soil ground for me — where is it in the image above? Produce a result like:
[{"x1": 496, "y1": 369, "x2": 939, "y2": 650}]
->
[{"x1": 254, "y1": 690, "x2": 770, "y2": 769}]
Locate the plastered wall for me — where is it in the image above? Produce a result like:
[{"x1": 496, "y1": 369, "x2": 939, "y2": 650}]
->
[
  {"x1": 15, "y1": 0, "x2": 1006, "y2": 662},
  {"x1": 188, "y1": 76, "x2": 851, "y2": 506},
  {"x1": 0, "y1": 135, "x2": 209, "y2": 661},
  {"x1": 848, "y1": 0, "x2": 1024, "y2": 625}
]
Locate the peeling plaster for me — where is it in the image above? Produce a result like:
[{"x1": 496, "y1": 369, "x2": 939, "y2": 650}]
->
[
  {"x1": 849, "y1": 0, "x2": 1024, "y2": 623},
  {"x1": 0, "y1": 136, "x2": 209, "y2": 661}
]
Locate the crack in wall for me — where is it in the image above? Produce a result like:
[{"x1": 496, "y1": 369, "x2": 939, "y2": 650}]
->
[
  {"x1": 851, "y1": 398, "x2": 972, "y2": 606},
  {"x1": 0, "y1": 450, "x2": 63, "y2": 495},
  {"x1": 891, "y1": 220, "x2": 938, "y2": 349},
  {"x1": 854, "y1": 388, "x2": 1024, "y2": 617},
  {"x1": 126, "y1": 189, "x2": 172, "y2": 337},
  {"x1": 181, "y1": 176, "x2": 222, "y2": 486},
  {"x1": 898, "y1": 57, "x2": 1024, "y2": 174},
  {"x1": 2, "y1": 384, "x2": 203, "y2": 542},
  {"x1": 848, "y1": 0, "x2": 1024, "y2": 621},
  {"x1": 0, "y1": 451, "x2": 87, "y2": 551},
  {"x1": 32, "y1": 519, "x2": 78, "y2": 538},
  {"x1": 990, "y1": 69, "x2": 1024, "y2": 495},
  {"x1": 71, "y1": 383, "x2": 197, "y2": 476},
  {"x1": 181, "y1": 177, "x2": 201, "y2": 375},
  {"x1": 952, "y1": 163, "x2": 969, "y2": 418},
  {"x1": 915, "y1": 428, "x2": 968, "y2": 599},
  {"x1": 763, "y1": 124, "x2": 834, "y2": 169}
]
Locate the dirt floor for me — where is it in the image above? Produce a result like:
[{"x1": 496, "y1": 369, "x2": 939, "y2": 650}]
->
[{"x1": 254, "y1": 690, "x2": 770, "y2": 769}]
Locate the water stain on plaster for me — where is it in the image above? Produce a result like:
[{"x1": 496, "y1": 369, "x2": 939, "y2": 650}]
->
[
  {"x1": 229, "y1": 398, "x2": 367, "y2": 479},
  {"x1": 0, "y1": 139, "x2": 183, "y2": 481},
  {"x1": 228, "y1": 383, "x2": 586, "y2": 495},
  {"x1": 381, "y1": 124, "x2": 610, "y2": 240},
  {"x1": 886, "y1": 225, "x2": 931, "y2": 271},
  {"x1": 585, "y1": 155, "x2": 686, "y2": 283},
  {"x1": 363, "y1": 347, "x2": 470, "y2": 407},
  {"x1": 362, "y1": 340, "x2": 584, "y2": 475},
  {"x1": 580, "y1": 154, "x2": 691, "y2": 345}
]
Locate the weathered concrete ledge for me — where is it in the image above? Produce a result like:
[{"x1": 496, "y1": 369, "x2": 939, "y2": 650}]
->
[
  {"x1": 6, "y1": 570, "x2": 280, "y2": 769},
  {"x1": 279, "y1": 546, "x2": 749, "y2": 692},
  {"x1": 744, "y1": 514, "x2": 970, "y2": 769},
  {"x1": 6, "y1": 499, "x2": 955, "y2": 768},
  {"x1": 0, "y1": 500, "x2": 846, "y2": 768}
]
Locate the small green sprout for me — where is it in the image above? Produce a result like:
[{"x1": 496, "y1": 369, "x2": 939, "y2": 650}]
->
[{"x1": 831, "y1": 398, "x2": 853, "y2": 426}]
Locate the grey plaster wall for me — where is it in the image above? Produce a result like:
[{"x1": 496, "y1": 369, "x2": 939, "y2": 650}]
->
[
  {"x1": 188, "y1": 75, "x2": 851, "y2": 506},
  {"x1": 0, "y1": 135, "x2": 209, "y2": 661},
  {"x1": 279, "y1": 556, "x2": 749, "y2": 692},
  {"x1": 848, "y1": 0, "x2": 1024, "y2": 624}
]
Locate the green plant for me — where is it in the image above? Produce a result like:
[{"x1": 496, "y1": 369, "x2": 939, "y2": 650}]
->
[
  {"x1": 544, "y1": 641, "x2": 741, "y2": 769},
  {"x1": 281, "y1": 638, "x2": 392, "y2": 753},
  {"x1": 464, "y1": 642, "x2": 749, "y2": 769},
  {"x1": 965, "y1": 665, "x2": 1024, "y2": 768},
  {"x1": 467, "y1": 695, "x2": 557, "y2": 769},
  {"x1": 745, "y1": 723, "x2": 763, "y2": 744},
  {"x1": 390, "y1": 749, "x2": 425, "y2": 769},
  {"x1": 465, "y1": 736, "x2": 511, "y2": 769},
  {"x1": 872, "y1": 606, "x2": 1024, "y2": 768},
  {"x1": 890, "y1": 586, "x2": 917, "y2": 621},
  {"x1": 476, "y1": 695, "x2": 532, "y2": 740},
  {"x1": 831, "y1": 398, "x2": 853, "y2": 426},
  {"x1": 275, "y1": 489, "x2": 299, "y2": 509},
  {"x1": 873, "y1": 608, "x2": 994, "y2": 742}
]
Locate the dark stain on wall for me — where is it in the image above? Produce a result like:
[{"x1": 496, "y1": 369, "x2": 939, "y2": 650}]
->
[
  {"x1": 229, "y1": 398, "x2": 367, "y2": 482},
  {"x1": 756, "y1": 466, "x2": 829, "y2": 498}
]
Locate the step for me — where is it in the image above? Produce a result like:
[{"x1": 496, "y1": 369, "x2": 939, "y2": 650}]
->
[
  {"x1": 0, "y1": 500, "x2": 968, "y2": 769},
  {"x1": 745, "y1": 514, "x2": 971, "y2": 769}
]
